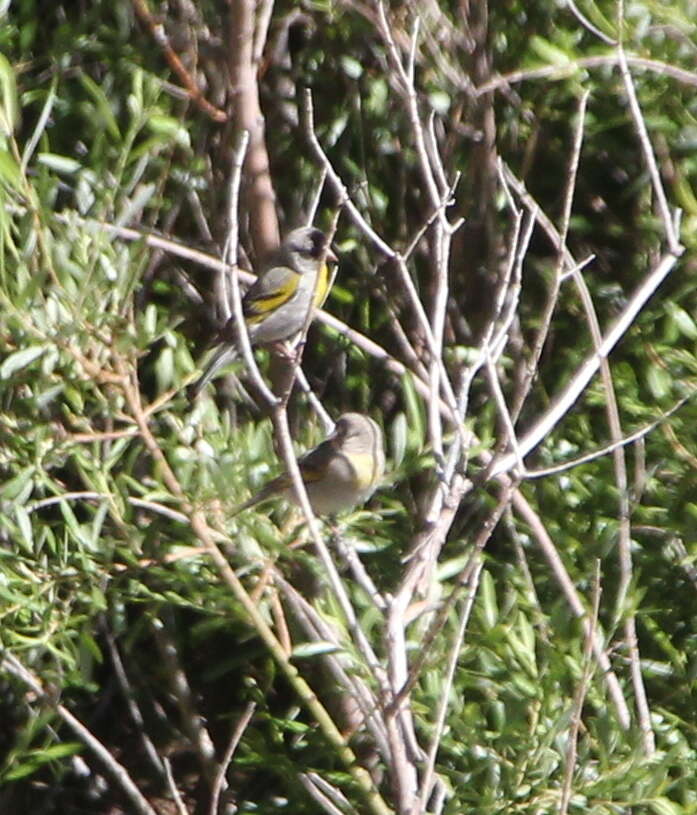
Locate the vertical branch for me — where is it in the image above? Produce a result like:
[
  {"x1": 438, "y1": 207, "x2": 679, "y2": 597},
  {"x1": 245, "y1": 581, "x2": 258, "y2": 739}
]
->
[
  {"x1": 224, "y1": 130, "x2": 279, "y2": 407},
  {"x1": 151, "y1": 616, "x2": 220, "y2": 788},
  {"x1": 616, "y1": 48, "x2": 679, "y2": 253},
  {"x1": 558, "y1": 561, "x2": 601, "y2": 815},
  {"x1": 511, "y1": 490, "x2": 631, "y2": 728},
  {"x1": 615, "y1": 8, "x2": 685, "y2": 756},
  {"x1": 209, "y1": 701, "x2": 257, "y2": 815},
  {"x1": 374, "y1": 3, "x2": 449, "y2": 467},
  {"x1": 415, "y1": 558, "x2": 484, "y2": 815},
  {"x1": 510, "y1": 91, "x2": 590, "y2": 421},
  {"x1": 459, "y1": 0, "x2": 499, "y2": 273},
  {"x1": 228, "y1": 0, "x2": 279, "y2": 255}
]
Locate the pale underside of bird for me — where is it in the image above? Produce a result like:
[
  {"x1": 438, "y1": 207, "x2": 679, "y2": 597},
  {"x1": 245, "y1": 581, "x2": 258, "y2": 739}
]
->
[{"x1": 232, "y1": 413, "x2": 385, "y2": 518}]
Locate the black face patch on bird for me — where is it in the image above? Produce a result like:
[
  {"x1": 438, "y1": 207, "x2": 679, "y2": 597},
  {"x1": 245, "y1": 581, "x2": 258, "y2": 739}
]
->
[{"x1": 291, "y1": 227, "x2": 326, "y2": 260}]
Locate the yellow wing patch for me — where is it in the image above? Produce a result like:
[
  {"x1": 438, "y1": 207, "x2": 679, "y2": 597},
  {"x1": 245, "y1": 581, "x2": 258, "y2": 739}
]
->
[
  {"x1": 244, "y1": 291, "x2": 293, "y2": 324},
  {"x1": 244, "y1": 269, "x2": 301, "y2": 325}
]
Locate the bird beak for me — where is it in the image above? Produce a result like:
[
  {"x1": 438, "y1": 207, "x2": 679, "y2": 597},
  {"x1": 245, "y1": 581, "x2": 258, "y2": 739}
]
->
[{"x1": 325, "y1": 246, "x2": 338, "y2": 265}]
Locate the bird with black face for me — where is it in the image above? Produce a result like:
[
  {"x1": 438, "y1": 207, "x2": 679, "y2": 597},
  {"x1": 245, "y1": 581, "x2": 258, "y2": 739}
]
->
[
  {"x1": 230, "y1": 413, "x2": 385, "y2": 518},
  {"x1": 190, "y1": 226, "x2": 337, "y2": 400}
]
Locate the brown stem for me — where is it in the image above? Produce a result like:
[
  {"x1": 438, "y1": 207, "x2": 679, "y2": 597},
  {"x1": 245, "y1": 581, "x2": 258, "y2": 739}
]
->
[
  {"x1": 227, "y1": 0, "x2": 279, "y2": 256},
  {"x1": 131, "y1": 0, "x2": 227, "y2": 122}
]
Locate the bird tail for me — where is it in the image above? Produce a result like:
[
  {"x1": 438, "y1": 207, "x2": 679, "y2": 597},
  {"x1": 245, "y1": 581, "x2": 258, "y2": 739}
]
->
[
  {"x1": 188, "y1": 344, "x2": 238, "y2": 401},
  {"x1": 228, "y1": 479, "x2": 280, "y2": 518}
]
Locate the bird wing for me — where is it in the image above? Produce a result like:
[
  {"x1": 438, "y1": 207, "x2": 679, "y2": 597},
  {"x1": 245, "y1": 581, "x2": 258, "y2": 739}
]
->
[
  {"x1": 243, "y1": 265, "x2": 301, "y2": 326},
  {"x1": 298, "y1": 440, "x2": 335, "y2": 483}
]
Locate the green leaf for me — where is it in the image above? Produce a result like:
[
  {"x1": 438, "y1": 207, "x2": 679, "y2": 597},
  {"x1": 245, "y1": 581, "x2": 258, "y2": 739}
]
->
[
  {"x1": 391, "y1": 412, "x2": 408, "y2": 468},
  {"x1": 146, "y1": 114, "x2": 191, "y2": 148},
  {"x1": 649, "y1": 797, "x2": 684, "y2": 815},
  {"x1": 14, "y1": 505, "x2": 33, "y2": 550},
  {"x1": 0, "y1": 468, "x2": 35, "y2": 501},
  {"x1": 0, "y1": 345, "x2": 47, "y2": 378},
  {"x1": 667, "y1": 302, "x2": 697, "y2": 339},
  {"x1": 37, "y1": 152, "x2": 82, "y2": 174},
  {"x1": 530, "y1": 35, "x2": 573, "y2": 66},
  {"x1": 4, "y1": 743, "x2": 82, "y2": 781},
  {"x1": 479, "y1": 570, "x2": 498, "y2": 630},
  {"x1": 340, "y1": 55, "x2": 363, "y2": 79},
  {"x1": 402, "y1": 373, "x2": 425, "y2": 452},
  {"x1": 78, "y1": 73, "x2": 120, "y2": 140},
  {"x1": 646, "y1": 364, "x2": 671, "y2": 399},
  {"x1": 0, "y1": 52, "x2": 18, "y2": 136},
  {"x1": 0, "y1": 148, "x2": 21, "y2": 189},
  {"x1": 291, "y1": 641, "x2": 342, "y2": 659}
]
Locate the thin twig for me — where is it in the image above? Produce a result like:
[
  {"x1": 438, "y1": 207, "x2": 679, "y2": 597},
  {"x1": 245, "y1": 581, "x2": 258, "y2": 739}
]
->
[
  {"x1": 303, "y1": 88, "x2": 465, "y2": 440},
  {"x1": 617, "y1": 43, "x2": 680, "y2": 253},
  {"x1": 511, "y1": 490, "x2": 631, "y2": 728},
  {"x1": 275, "y1": 574, "x2": 390, "y2": 757},
  {"x1": 565, "y1": 0, "x2": 616, "y2": 44},
  {"x1": 163, "y1": 757, "x2": 189, "y2": 815},
  {"x1": 474, "y1": 53, "x2": 697, "y2": 97},
  {"x1": 151, "y1": 616, "x2": 219, "y2": 788},
  {"x1": 130, "y1": 0, "x2": 227, "y2": 122},
  {"x1": 525, "y1": 391, "x2": 697, "y2": 477},
  {"x1": 510, "y1": 91, "x2": 590, "y2": 421},
  {"x1": 415, "y1": 557, "x2": 484, "y2": 815},
  {"x1": 224, "y1": 130, "x2": 279, "y2": 407},
  {"x1": 299, "y1": 773, "x2": 352, "y2": 815},
  {"x1": 209, "y1": 701, "x2": 256, "y2": 815},
  {"x1": 390, "y1": 480, "x2": 512, "y2": 714},
  {"x1": 104, "y1": 627, "x2": 166, "y2": 780},
  {"x1": 559, "y1": 561, "x2": 601, "y2": 815}
]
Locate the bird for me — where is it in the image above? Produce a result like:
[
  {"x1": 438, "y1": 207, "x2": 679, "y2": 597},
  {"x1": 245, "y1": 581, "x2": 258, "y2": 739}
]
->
[
  {"x1": 189, "y1": 225, "x2": 337, "y2": 400},
  {"x1": 231, "y1": 413, "x2": 385, "y2": 518}
]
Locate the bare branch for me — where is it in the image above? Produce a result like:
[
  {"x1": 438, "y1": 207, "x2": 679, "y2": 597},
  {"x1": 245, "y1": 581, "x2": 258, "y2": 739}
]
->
[
  {"x1": 511, "y1": 491, "x2": 631, "y2": 728},
  {"x1": 525, "y1": 391, "x2": 697, "y2": 477},
  {"x1": 510, "y1": 91, "x2": 590, "y2": 421},
  {"x1": 558, "y1": 561, "x2": 602, "y2": 815},
  {"x1": 491, "y1": 242, "x2": 682, "y2": 477},
  {"x1": 163, "y1": 758, "x2": 190, "y2": 815},
  {"x1": 151, "y1": 617, "x2": 219, "y2": 788},
  {"x1": 227, "y1": 0, "x2": 279, "y2": 253},
  {"x1": 209, "y1": 701, "x2": 256, "y2": 815},
  {"x1": 131, "y1": 0, "x2": 228, "y2": 122},
  {"x1": 617, "y1": 43, "x2": 681, "y2": 253},
  {"x1": 474, "y1": 54, "x2": 697, "y2": 97},
  {"x1": 415, "y1": 558, "x2": 484, "y2": 815}
]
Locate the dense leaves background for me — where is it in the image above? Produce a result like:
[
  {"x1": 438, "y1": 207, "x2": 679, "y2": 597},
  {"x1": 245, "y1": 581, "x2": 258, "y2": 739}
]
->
[{"x1": 1, "y1": 1, "x2": 696, "y2": 813}]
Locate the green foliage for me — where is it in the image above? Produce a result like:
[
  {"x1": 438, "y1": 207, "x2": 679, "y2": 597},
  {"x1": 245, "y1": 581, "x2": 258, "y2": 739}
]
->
[{"x1": 2, "y1": 0, "x2": 697, "y2": 813}]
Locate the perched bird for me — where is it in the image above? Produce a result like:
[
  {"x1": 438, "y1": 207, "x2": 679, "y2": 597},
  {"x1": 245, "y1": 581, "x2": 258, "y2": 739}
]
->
[
  {"x1": 190, "y1": 226, "x2": 337, "y2": 400},
  {"x1": 232, "y1": 413, "x2": 385, "y2": 518}
]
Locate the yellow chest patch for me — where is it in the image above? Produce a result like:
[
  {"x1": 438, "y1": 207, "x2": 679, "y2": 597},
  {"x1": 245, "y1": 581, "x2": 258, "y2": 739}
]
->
[
  {"x1": 349, "y1": 452, "x2": 379, "y2": 490},
  {"x1": 312, "y1": 262, "x2": 331, "y2": 309}
]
